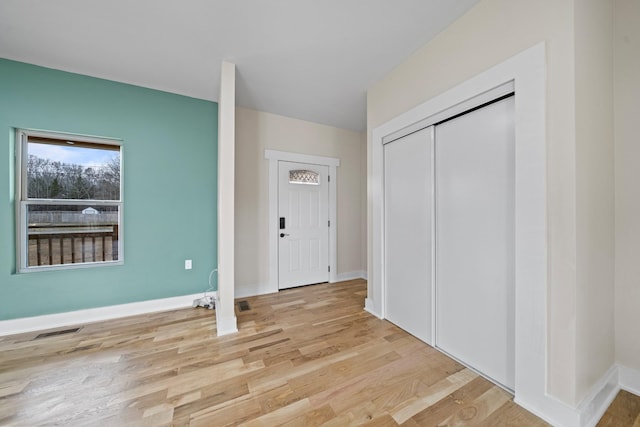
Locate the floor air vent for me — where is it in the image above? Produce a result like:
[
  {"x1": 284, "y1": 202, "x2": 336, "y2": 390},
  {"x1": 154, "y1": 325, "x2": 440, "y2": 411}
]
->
[
  {"x1": 238, "y1": 300, "x2": 251, "y2": 312},
  {"x1": 34, "y1": 327, "x2": 81, "y2": 340}
]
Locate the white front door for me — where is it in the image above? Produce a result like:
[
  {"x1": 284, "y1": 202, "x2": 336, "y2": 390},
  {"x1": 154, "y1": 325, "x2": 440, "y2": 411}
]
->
[{"x1": 278, "y1": 161, "x2": 329, "y2": 289}]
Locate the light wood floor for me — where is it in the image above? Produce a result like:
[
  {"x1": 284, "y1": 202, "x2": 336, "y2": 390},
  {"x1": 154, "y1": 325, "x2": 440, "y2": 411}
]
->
[
  {"x1": 0, "y1": 279, "x2": 563, "y2": 425},
  {"x1": 596, "y1": 390, "x2": 640, "y2": 427}
]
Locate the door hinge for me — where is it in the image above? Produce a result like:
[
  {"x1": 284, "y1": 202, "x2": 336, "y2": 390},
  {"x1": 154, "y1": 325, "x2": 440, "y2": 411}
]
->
[
  {"x1": 328, "y1": 220, "x2": 330, "y2": 227},
  {"x1": 328, "y1": 175, "x2": 330, "y2": 182},
  {"x1": 328, "y1": 266, "x2": 330, "y2": 272}
]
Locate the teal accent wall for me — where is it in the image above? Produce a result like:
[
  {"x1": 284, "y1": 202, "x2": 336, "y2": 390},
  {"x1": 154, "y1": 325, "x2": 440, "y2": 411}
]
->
[{"x1": 0, "y1": 59, "x2": 218, "y2": 321}]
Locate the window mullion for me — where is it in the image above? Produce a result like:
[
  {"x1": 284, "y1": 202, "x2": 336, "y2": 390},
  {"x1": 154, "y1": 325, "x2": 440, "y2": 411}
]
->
[{"x1": 25, "y1": 199, "x2": 121, "y2": 206}]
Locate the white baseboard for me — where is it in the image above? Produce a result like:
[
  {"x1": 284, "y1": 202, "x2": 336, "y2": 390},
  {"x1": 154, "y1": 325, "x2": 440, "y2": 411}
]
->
[
  {"x1": 7, "y1": 288, "x2": 637, "y2": 426},
  {"x1": 235, "y1": 273, "x2": 367, "y2": 300},
  {"x1": 364, "y1": 297, "x2": 382, "y2": 319},
  {"x1": 514, "y1": 394, "x2": 579, "y2": 427},
  {"x1": 215, "y1": 312, "x2": 238, "y2": 336},
  {"x1": 577, "y1": 364, "x2": 620, "y2": 427},
  {"x1": 235, "y1": 282, "x2": 277, "y2": 299},
  {"x1": 0, "y1": 292, "x2": 216, "y2": 337},
  {"x1": 573, "y1": 364, "x2": 640, "y2": 427},
  {"x1": 516, "y1": 364, "x2": 639, "y2": 427},
  {"x1": 619, "y1": 364, "x2": 640, "y2": 396},
  {"x1": 334, "y1": 270, "x2": 367, "y2": 282}
]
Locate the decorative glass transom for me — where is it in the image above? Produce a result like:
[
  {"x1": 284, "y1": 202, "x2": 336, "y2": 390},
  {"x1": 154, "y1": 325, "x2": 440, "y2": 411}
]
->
[{"x1": 289, "y1": 169, "x2": 320, "y2": 185}]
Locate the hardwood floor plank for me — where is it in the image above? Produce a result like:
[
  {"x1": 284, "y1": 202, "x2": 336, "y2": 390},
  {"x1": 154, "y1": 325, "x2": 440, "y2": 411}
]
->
[
  {"x1": 390, "y1": 368, "x2": 478, "y2": 424},
  {"x1": 287, "y1": 351, "x2": 402, "y2": 398},
  {"x1": 321, "y1": 400, "x2": 389, "y2": 426},
  {"x1": 166, "y1": 360, "x2": 264, "y2": 398},
  {"x1": 407, "y1": 376, "x2": 492, "y2": 425},
  {"x1": 0, "y1": 279, "x2": 564, "y2": 426},
  {"x1": 171, "y1": 380, "x2": 249, "y2": 425},
  {"x1": 240, "y1": 397, "x2": 312, "y2": 427},
  {"x1": 597, "y1": 390, "x2": 640, "y2": 427},
  {"x1": 280, "y1": 404, "x2": 336, "y2": 427},
  {"x1": 0, "y1": 379, "x2": 29, "y2": 398},
  {"x1": 310, "y1": 350, "x2": 438, "y2": 412},
  {"x1": 438, "y1": 385, "x2": 511, "y2": 425},
  {"x1": 186, "y1": 393, "x2": 262, "y2": 427},
  {"x1": 480, "y1": 400, "x2": 550, "y2": 427}
]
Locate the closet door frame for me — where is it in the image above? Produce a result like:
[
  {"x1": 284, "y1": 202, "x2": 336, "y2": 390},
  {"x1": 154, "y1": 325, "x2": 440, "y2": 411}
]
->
[
  {"x1": 381, "y1": 90, "x2": 516, "y2": 391},
  {"x1": 368, "y1": 43, "x2": 549, "y2": 414}
]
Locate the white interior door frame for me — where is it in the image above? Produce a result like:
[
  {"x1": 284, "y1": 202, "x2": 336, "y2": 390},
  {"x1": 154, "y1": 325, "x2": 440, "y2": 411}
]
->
[
  {"x1": 368, "y1": 43, "x2": 582, "y2": 426},
  {"x1": 265, "y1": 150, "x2": 339, "y2": 293},
  {"x1": 278, "y1": 161, "x2": 330, "y2": 289}
]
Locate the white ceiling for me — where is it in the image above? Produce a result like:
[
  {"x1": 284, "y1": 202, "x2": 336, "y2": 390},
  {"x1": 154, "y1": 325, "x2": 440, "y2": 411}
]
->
[{"x1": 0, "y1": 0, "x2": 479, "y2": 131}]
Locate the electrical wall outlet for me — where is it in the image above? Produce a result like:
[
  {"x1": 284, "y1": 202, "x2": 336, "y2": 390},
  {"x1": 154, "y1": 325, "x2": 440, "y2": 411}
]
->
[{"x1": 185, "y1": 259, "x2": 192, "y2": 270}]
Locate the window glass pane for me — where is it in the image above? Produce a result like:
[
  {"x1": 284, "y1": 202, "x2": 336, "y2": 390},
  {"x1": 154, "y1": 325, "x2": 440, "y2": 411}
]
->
[
  {"x1": 27, "y1": 204, "x2": 120, "y2": 267},
  {"x1": 289, "y1": 169, "x2": 320, "y2": 185},
  {"x1": 27, "y1": 140, "x2": 120, "y2": 200}
]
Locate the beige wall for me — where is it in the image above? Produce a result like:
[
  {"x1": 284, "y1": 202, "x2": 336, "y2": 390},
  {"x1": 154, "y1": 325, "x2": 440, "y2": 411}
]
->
[
  {"x1": 615, "y1": 0, "x2": 640, "y2": 372},
  {"x1": 574, "y1": 0, "x2": 615, "y2": 401},
  {"x1": 367, "y1": 0, "x2": 617, "y2": 406},
  {"x1": 235, "y1": 107, "x2": 365, "y2": 294}
]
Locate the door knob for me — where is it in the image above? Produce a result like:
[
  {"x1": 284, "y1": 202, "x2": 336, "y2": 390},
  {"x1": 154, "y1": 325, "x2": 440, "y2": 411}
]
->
[{"x1": 280, "y1": 233, "x2": 290, "y2": 238}]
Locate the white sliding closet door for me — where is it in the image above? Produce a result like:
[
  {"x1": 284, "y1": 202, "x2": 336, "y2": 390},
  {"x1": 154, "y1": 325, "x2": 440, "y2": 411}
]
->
[
  {"x1": 384, "y1": 127, "x2": 433, "y2": 344},
  {"x1": 435, "y1": 96, "x2": 515, "y2": 390}
]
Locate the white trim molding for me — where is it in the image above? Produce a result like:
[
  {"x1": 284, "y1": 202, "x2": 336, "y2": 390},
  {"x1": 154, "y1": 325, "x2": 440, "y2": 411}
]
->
[
  {"x1": 235, "y1": 282, "x2": 275, "y2": 299},
  {"x1": 367, "y1": 42, "x2": 593, "y2": 425},
  {"x1": 574, "y1": 365, "x2": 620, "y2": 427},
  {"x1": 265, "y1": 149, "x2": 340, "y2": 293},
  {"x1": 619, "y1": 365, "x2": 640, "y2": 396},
  {"x1": 217, "y1": 60, "x2": 238, "y2": 337},
  {"x1": 235, "y1": 274, "x2": 365, "y2": 300},
  {"x1": 0, "y1": 292, "x2": 215, "y2": 337},
  {"x1": 368, "y1": 40, "x2": 640, "y2": 427},
  {"x1": 215, "y1": 311, "x2": 238, "y2": 336},
  {"x1": 335, "y1": 270, "x2": 367, "y2": 282}
]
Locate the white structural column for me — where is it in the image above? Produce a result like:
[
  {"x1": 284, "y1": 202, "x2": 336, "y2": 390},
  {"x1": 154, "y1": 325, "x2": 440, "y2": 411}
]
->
[{"x1": 216, "y1": 61, "x2": 238, "y2": 336}]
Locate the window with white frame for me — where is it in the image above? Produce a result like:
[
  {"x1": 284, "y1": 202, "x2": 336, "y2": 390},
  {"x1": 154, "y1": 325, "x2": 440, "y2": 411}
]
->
[{"x1": 16, "y1": 129, "x2": 123, "y2": 272}]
